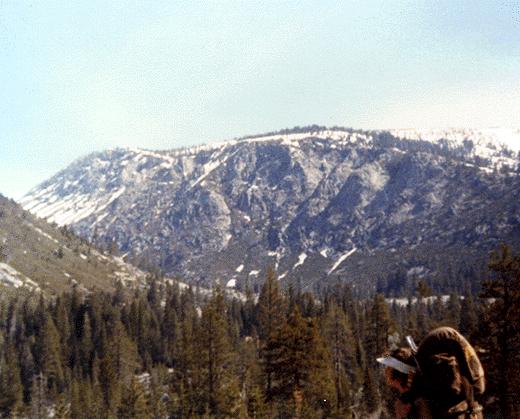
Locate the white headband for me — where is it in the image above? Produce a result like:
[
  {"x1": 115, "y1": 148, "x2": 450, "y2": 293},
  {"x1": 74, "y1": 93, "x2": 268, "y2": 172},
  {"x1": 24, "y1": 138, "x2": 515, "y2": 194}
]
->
[{"x1": 376, "y1": 356, "x2": 416, "y2": 375}]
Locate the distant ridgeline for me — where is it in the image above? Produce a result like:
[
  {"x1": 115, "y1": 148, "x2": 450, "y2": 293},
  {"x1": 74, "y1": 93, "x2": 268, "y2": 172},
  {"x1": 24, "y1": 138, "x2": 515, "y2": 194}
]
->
[{"x1": 20, "y1": 126, "x2": 520, "y2": 295}]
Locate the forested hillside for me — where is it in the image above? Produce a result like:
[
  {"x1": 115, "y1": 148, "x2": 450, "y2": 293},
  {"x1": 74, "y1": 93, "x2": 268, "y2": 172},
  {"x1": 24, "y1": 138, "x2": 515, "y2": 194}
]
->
[{"x1": 1, "y1": 245, "x2": 518, "y2": 418}]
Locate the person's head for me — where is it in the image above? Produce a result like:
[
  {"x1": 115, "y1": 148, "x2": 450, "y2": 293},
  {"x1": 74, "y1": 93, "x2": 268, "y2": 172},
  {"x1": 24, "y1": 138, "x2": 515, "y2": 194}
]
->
[{"x1": 378, "y1": 347, "x2": 416, "y2": 393}]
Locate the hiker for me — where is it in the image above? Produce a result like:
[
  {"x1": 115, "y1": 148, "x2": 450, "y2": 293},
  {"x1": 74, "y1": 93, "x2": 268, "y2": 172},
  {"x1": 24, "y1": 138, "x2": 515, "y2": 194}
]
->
[
  {"x1": 378, "y1": 327, "x2": 485, "y2": 419},
  {"x1": 377, "y1": 347, "x2": 432, "y2": 418},
  {"x1": 414, "y1": 327, "x2": 484, "y2": 419}
]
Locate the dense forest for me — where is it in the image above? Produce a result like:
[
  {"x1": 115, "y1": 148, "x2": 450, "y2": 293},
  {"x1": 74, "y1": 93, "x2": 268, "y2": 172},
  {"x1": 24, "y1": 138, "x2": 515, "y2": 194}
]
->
[{"x1": 0, "y1": 245, "x2": 518, "y2": 418}]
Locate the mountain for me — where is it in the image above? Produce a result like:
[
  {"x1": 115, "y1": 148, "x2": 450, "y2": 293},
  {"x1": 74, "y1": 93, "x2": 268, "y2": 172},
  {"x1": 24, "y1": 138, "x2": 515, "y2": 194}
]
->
[
  {"x1": 0, "y1": 194, "x2": 160, "y2": 295},
  {"x1": 20, "y1": 126, "x2": 520, "y2": 295}
]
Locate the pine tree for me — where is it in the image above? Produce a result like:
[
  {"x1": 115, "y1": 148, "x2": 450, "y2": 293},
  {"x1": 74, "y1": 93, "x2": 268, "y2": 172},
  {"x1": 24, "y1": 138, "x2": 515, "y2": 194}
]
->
[
  {"x1": 257, "y1": 267, "x2": 285, "y2": 342},
  {"x1": 446, "y1": 292, "x2": 462, "y2": 328},
  {"x1": 148, "y1": 367, "x2": 170, "y2": 419},
  {"x1": 266, "y1": 306, "x2": 335, "y2": 417},
  {"x1": 239, "y1": 338, "x2": 268, "y2": 419},
  {"x1": 97, "y1": 350, "x2": 120, "y2": 415},
  {"x1": 365, "y1": 293, "x2": 394, "y2": 362},
  {"x1": 197, "y1": 288, "x2": 241, "y2": 416},
  {"x1": 79, "y1": 311, "x2": 94, "y2": 377},
  {"x1": 321, "y1": 302, "x2": 358, "y2": 415},
  {"x1": 30, "y1": 372, "x2": 48, "y2": 419},
  {"x1": 53, "y1": 392, "x2": 70, "y2": 419},
  {"x1": 118, "y1": 377, "x2": 150, "y2": 418},
  {"x1": 172, "y1": 299, "x2": 199, "y2": 417},
  {"x1": 257, "y1": 267, "x2": 285, "y2": 397},
  {"x1": 362, "y1": 366, "x2": 379, "y2": 415},
  {"x1": 0, "y1": 344, "x2": 23, "y2": 415},
  {"x1": 459, "y1": 293, "x2": 479, "y2": 339},
  {"x1": 41, "y1": 313, "x2": 65, "y2": 397},
  {"x1": 479, "y1": 244, "x2": 520, "y2": 417}
]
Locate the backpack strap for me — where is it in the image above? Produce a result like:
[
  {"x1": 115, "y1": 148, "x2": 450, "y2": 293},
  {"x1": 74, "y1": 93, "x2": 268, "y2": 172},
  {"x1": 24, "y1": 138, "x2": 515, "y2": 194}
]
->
[{"x1": 445, "y1": 377, "x2": 483, "y2": 418}]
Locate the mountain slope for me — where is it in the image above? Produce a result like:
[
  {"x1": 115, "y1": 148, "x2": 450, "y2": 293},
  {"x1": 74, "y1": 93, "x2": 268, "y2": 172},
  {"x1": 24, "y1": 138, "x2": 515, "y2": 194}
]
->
[
  {"x1": 0, "y1": 194, "x2": 157, "y2": 295},
  {"x1": 20, "y1": 127, "x2": 520, "y2": 294}
]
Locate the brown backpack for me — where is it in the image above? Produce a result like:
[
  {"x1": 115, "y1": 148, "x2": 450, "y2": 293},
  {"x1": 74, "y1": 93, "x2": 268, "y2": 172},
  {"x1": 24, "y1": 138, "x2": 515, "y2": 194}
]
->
[{"x1": 415, "y1": 327, "x2": 485, "y2": 418}]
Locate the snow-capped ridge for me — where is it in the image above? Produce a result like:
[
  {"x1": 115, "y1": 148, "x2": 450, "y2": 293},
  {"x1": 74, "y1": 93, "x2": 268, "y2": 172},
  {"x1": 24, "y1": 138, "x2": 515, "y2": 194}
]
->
[{"x1": 17, "y1": 125, "x2": 520, "y2": 293}]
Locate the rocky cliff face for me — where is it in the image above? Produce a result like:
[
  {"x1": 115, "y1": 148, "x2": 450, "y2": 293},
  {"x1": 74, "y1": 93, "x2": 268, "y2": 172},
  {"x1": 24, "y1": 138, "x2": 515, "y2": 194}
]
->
[{"x1": 21, "y1": 127, "x2": 520, "y2": 294}]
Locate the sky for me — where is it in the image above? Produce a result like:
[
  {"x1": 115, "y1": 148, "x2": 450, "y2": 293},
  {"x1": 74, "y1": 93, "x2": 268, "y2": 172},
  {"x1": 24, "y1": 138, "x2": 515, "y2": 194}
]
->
[{"x1": 1, "y1": 0, "x2": 520, "y2": 199}]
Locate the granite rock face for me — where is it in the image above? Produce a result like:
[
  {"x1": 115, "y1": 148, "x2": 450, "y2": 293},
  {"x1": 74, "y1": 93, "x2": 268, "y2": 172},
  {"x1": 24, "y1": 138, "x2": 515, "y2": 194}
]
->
[{"x1": 21, "y1": 127, "x2": 520, "y2": 294}]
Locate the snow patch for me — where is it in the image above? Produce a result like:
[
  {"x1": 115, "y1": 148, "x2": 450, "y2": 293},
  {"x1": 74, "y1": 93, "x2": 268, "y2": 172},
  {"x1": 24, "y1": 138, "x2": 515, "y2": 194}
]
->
[
  {"x1": 226, "y1": 279, "x2": 236, "y2": 288},
  {"x1": 0, "y1": 263, "x2": 39, "y2": 290},
  {"x1": 28, "y1": 224, "x2": 60, "y2": 244},
  {"x1": 328, "y1": 248, "x2": 357, "y2": 275},
  {"x1": 0, "y1": 263, "x2": 23, "y2": 287},
  {"x1": 235, "y1": 264, "x2": 244, "y2": 273},
  {"x1": 293, "y1": 252, "x2": 307, "y2": 269},
  {"x1": 407, "y1": 266, "x2": 427, "y2": 278}
]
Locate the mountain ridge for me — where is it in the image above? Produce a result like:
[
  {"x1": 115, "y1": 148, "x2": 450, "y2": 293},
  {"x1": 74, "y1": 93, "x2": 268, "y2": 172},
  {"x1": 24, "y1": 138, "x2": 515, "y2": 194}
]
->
[{"x1": 20, "y1": 126, "x2": 520, "y2": 295}]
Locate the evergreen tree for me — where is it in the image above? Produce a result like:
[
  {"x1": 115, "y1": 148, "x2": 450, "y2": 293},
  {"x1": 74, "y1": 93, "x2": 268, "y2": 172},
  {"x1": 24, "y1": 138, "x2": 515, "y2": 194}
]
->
[
  {"x1": 459, "y1": 293, "x2": 479, "y2": 339},
  {"x1": 365, "y1": 293, "x2": 394, "y2": 362},
  {"x1": 118, "y1": 377, "x2": 150, "y2": 419},
  {"x1": 257, "y1": 267, "x2": 285, "y2": 397},
  {"x1": 0, "y1": 344, "x2": 23, "y2": 415},
  {"x1": 446, "y1": 292, "x2": 462, "y2": 328},
  {"x1": 266, "y1": 306, "x2": 335, "y2": 417},
  {"x1": 54, "y1": 392, "x2": 70, "y2": 419},
  {"x1": 479, "y1": 244, "x2": 520, "y2": 417},
  {"x1": 41, "y1": 313, "x2": 65, "y2": 396},
  {"x1": 97, "y1": 350, "x2": 120, "y2": 415},
  {"x1": 321, "y1": 302, "x2": 359, "y2": 415},
  {"x1": 198, "y1": 289, "x2": 241, "y2": 416},
  {"x1": 30, "y1": 372, "x2": 48, "y2": 419},
  {"x1": 362, "y1": 366, "x2": 379, "y2": 416},
  {"x1": 79, "y1": 311, "x2": 94, "y2": 378}
]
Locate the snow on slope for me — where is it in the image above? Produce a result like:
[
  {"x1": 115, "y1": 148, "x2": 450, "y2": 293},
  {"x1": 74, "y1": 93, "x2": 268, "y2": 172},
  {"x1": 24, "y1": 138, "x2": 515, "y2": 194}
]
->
[
  {"x1": 390, "y1": 127, "x2": 520, "y2": 152},
  {"x1": 390, "y1": 127, "x2": 520, "y2": 170},
  {"x1": 328, "y1": 248, "x2": 357, "y2": 275},
  {"x1": 17, "y1": 126, "x2": 520, "y2": 291},
  {"x1": 0, "y1": 262, "x2": 40, "y2": 291},
  {"x1": 21, "y1": 127, "x2": 519, "y2": 227}
]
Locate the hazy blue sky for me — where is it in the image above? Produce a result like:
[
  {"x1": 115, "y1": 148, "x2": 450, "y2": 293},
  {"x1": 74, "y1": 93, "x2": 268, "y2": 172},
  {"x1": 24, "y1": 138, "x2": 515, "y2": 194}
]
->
[{"x1": 1, "y1": 0, "x2": 519, "y2": 199}]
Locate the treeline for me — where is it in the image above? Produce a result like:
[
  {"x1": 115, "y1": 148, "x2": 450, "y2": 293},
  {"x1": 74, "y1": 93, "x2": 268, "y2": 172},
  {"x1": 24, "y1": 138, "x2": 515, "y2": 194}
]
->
[{"x1": 0, "y1": 245, "x2": 519, "y2": 418}]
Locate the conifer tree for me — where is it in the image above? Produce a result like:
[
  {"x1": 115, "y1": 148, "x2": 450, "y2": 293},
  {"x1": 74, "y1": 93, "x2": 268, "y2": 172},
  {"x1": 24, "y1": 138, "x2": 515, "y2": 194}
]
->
[
  {"x1": 446, "y1": 292, "x2": 462, "y2": 328},
  {"x1": 0, "y1": 344, "x2": 23, "y2": 415},
  {"x1": 148, "y1": 367, "x2": 170, "y2": 419},
  {"x1": 266, "y1": 306, "x2": 335, "y2": 417},
  {"x1": 80, "y1": 311, "x2": 94, "y2": 377},
  {"x1": 198, "y1": 288, "x2": 241, "y2": 416},
  {"x1": 97, "y1": 350, "x2": 120, "y2": 415},
  {"x1": 459, "y1": 293, "x2": 479, "y2": 339},
  {"x1": 365, "y1": 293, "x2": 393, "y2": 362},
  {"x1": 239, "y1": 338, "x2": 269, "y2": 418},
  {"x1": 480, "y1": 244, "x2": 520, "y2": 417},
  {"x1": 30, "y1": 372, "x2": 48, "y2": 419},
  {"x1": 257, "y1": 267, "x2": 285, "y2": 397},
  {"x1": 362, "y1": 366, "x2": 379, "y2": 415},
  {"x1": 53, "y1": 392, "x2": 70, "y2": 419},
  {"x1": 41, "y1": 313, "x2": 65, "y2": 397},
  {"x1": 321, "y1": 302, "x2": 358, "y2": 415},
  {"x1": 118, "y1": 377, "x2": 150, "y2": 418},
  {"x1": 172, "y1": 298, "x2": 198, "y2": 417}
]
